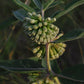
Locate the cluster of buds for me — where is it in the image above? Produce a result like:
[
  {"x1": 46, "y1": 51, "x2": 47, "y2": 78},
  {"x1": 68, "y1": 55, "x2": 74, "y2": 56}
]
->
[
  {"x1": 32, "y1": 43, "x2": 66, "y2": 60},
  {"x1": 32, "y1": 77, "x2": 60, "y2": 84},
  {"x1": 49, "y1": 43, "x2": 66, "y2": 60},
  {"x1": 23, "y1": 12, "x2": 59, "y2": 45}
]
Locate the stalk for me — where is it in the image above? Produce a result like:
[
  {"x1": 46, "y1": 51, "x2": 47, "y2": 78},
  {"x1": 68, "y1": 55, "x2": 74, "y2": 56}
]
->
[{"x1": 46, "y1": 43, "x2": 52, "y2": 72}]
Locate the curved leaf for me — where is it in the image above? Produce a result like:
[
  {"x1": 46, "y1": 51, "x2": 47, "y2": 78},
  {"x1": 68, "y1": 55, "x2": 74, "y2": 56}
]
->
[
  {"x1": 13, "y1": 0, "x2": 35, "y2": 12},
  {"x1": 32, "y1": 0, "x2": 42, "y2": 9},
  {"x1": 53, "y1": 0, "x2": 84, "y2": 19},
  {"x1": 13, "y1": 9, "x2": 28, "y2": 21},
  {"x1": 53, "y1": 29, "x2": 84, "y2": 43},
  {"x1": 43, "y1": 0, "x2": 54, "y2": 11},
  {"x1": 48, "y1": 0, "x2": 62, "y2": 10},
  {"x1": 60, "y1": 64, "x2": 84, "y2": 84},
  {"x1": 42, "y1": 58, "x2": 61, "y2": 73},
  {"x1": 0, "y1": 58, "x2": 45, "y2": 74}
]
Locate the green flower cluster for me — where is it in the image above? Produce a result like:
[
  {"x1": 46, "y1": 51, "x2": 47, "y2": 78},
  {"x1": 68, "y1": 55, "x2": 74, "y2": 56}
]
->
[
  {"x1": 23, "y1": 12, "x2": 59, "y2": 45},
  {"x1": 32, "y1": 77, "x2": 60, "y2": 84},
  {"x1": 32, "y1": 43, "x2": 66, "y2": 60}
]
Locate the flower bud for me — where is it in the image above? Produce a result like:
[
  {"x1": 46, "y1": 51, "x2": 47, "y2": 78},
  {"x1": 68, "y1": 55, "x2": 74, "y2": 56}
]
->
[
  {"x1": 52, "y1": 47, "x2": 59, "y2": 59},
  {"x1": 43, "y1": 27, "x2": 47, "y2": 32},
  {"x1": 50, "y1": 48, "x2": 55, "y2": 59},
  {"x1": 53, "y1": 18, "x2": 56, "y2": 22},
  {"x1": 54, "y1": 26, "x2": 58, "y2": 31},
  {"x1": 58, "y1": 47, "x2": 65, "y2": 56},
  {"x1": 38, "y1": 29, "x2": 42, "y2": 35},
  {"x1": 37, "y1": 50, "x2": 42, "y2": 57},
  {"x1": 35, "y1": 35, "x2": 39, "y2": 40},
  {"x1": 55, "y1": 45, "x2": 65, "y2": 56},
  {"x1": 40, "y1": 37, "x2": 43, "y2": 42},
  {"x1": 38, "y1": 22, "x2": 42, "y2": 27},
  {"x1": 47, "y1": 37, "x2": 51, "y2": 42},
  {"x1": 51, "y1": 24, "x2": 54, "y2": 28},
  {"x1": 58, "y1": 43, "x2": 66, "y2": 48},
  {"x1": 47, "y1": 17, "x2": 51, "y2": 21},
  {"x1": 37, "y1": 14, "x2": 41, "y2": 18},
  {"x1": 33, "y1": 25, "x2": 38, "y2": 29},
  {"x1": 28, "y1": 26, "x2": 32, "y2": 31},
  {"x1": 32, "y1": 47, "x2": 40, "y2": 53},
  {"x1": 43, "y1": 38, "x2": 47, "y2": 44},
  {"x1": 43, "y1": 22, "x2": 48, "y2": 26},
  {"x1": 32, "y1": 12, "x2": 36, "y2": 16},
  {"x1": 32, "y1": 30, "x2": 36, "y2": 36},
  {"x1": 28, "y1": 12, "x2": 32, "y2": 16},
  {"x1": 37, "y1": 14, "x2": 42, "y2": 21},
  {"x1": 30, "y1": 19, "x2": 37, "y2": 24},
  {"x1": 37, "y1": 42, "x2": 41, "y2": 45}
]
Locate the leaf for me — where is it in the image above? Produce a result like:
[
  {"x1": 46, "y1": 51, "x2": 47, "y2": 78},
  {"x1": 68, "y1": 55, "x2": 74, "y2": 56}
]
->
[
  {"x1": 32, "y1": 0, "x2": 42, "y2": 9},
  {"x1": 53, "y1": 0, "x2": 84, "y2": 19},
  {"x1": 42, "y1": 58, "x2": 47, "y2": 68},
  {"x1": 41, "y1": 58, "x2": 61, "y2": 73},
  {"x1": 0, "y1": 58, "x2": 45, "y2": 74},
  {"x1": 13, "y1": 0, "x2": 35, "y2": 12},
  {"x1": 0, "y1": 16, "x2": 17, "y2": 30},
  {"x1": 43, "y1": 0, "x2": 54, "y2": 11},
  {"x1": 53, "y1": 29, "x2": 84, "y2": 43},
  {"x1": 51, "y1": 59, "x2": 61, "y2": 74},
  {"x1": 60, "y1": 64, "x2": 84, "y2": 84},
  {"x1": 13, "y1": 9, "x2": 28, "y2": 21},
  {"x1": 48, "y1": 0, "x2": 63, "y2": 10}
]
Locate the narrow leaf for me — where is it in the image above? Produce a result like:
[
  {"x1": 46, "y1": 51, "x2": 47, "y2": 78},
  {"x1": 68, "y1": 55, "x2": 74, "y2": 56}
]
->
[
  {"x1": 13, "y1": 9, "x2": 28, "y2": 21},
  {"x1": 48, "y1": 0, "x2": 62, "y2": 10},
  {"x1": 60, "y1": 64, "x2": 84, "y2": 84},
  {"x1": 32, "y1": 0, "x2": 42, "y2": 9},
  {"x1": 0, "y1": 58, "x2": 44, "y2": 74},
  {"x1": 0, "y1": 16, "x2": 17, "y2": 30},
  {"x1": 51, "y1": 59, "x2": 61, "y2": 73},
  {"x1": 53, "y1": 0, "x2": 84, "y2": 19},
  {"x1": 43, "y1": 0, "x2": 54, "y2": 11},
  {"x1": 53, "y1": 29, "x2": 84, "y2": 43},
  {"x1": 13, "y1": 0, "x2": 34, "y2": 12},
  {"x1": 41, "y1": 58, "x2": 61, "y2": 73}
]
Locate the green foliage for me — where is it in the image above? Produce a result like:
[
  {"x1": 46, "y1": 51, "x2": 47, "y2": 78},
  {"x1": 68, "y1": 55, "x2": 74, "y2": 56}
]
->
[
  {"x1": 0, "y1": 58, "x2": 44, "y2": 74},
  {"x1": 0, "y1": 0, "x2": 84, "y2": 84},
  {"x1": 52, "y1": 0, "x2": 84, "y2": 19},
  {"x1": 53, "y1": 29, "x2": 84, "y2": 43},
  {"x1": 32, "y1": 0, "x2": 42, "y2": 9},
  {"x1": 13, "y1": 0, "x2": 35, "y2": 12},
  {"x1": 60, "y1": 64, "x2": 84, "y2": 84},
  {"x1": 13, "y1": 9, "x2": 28, "y2": 21},
  {"x1": 43, "y1": 0, "x2": 54, "y2": 11},
  {"x1": 47, "y1": 0, "x2": 63, "y2": 10}
]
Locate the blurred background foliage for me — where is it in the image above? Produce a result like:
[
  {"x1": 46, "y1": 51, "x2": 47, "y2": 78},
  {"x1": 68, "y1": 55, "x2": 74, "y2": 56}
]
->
[{"x1": 0, "y1": 0, "x2": 84, "y2": 84}]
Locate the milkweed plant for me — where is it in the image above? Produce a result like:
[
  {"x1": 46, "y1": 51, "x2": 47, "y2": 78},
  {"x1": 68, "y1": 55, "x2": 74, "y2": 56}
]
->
[{"x1": 0, "y1": 0, "x2": 84, "y2": 84}]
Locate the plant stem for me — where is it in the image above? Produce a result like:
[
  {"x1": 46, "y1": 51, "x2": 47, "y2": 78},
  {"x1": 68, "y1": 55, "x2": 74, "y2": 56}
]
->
[
  {"x1": 46, "y1": 43, "x2": 52, "y2": 73},
  {"x1": 53, "y1": 72, "x2": 84, "y2": 83}
]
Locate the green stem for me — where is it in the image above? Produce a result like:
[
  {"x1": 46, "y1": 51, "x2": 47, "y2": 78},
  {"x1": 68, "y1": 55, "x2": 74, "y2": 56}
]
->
[{"x1": 46, "y1": 43, "x2": 52, "y2": 72}]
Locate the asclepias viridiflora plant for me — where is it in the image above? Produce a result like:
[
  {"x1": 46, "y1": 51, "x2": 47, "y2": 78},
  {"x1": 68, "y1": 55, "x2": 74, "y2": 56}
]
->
[{"x1": 12, "y1": 0, "x2": 84, "y2": 84}]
